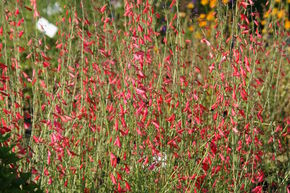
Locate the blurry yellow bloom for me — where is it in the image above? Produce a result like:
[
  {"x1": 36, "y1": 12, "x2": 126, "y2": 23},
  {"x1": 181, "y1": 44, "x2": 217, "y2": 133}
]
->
[
  {"x1": 272, "y1": 8, "x2": 278, "y2": 16},
  {"x1": 206, "y1": 30, "x2": 211, "y2": 37},
  {"x1": 187, "y1": 2, "x2": 194, "y2": 9},
  {"x1": 207, "y1": 11, "x2": 215, "y2": 21},
  {"x1": 285, "y1": 20, "x2": 290, "y2": 30},
  {"x1": 199, "y1": 14, "x2": 206, "y2": 19},
  {"x1": 195, "y1": 31, "x2": 202, "y2": 39},
  {"x1": 288, "y1": 0, "x2": 290, "y2": 3},
  {"x1": 179, "y1": 12, "x2": 186, "y2": 18},
  {"x1": 222, "y1": 0, "x2": 229, "y2": 4},
  {"x1": 262, "y1": 28, "x2": 267, "y2": 34},
  {"x1": 201, "y1": 0, "x2": 209, "y2": 6},
  {"x1": 199, "y1": 21, "x2": 207, "y2": 27},
  {"x1": 275, "y1": 0, "x2": 281, "y2": 3},
  {"x1": 261, "y1": 20, "x2": 266, "y2": 25},
  {"x1": 210, "y1": 0, "x2": 217, "y2": 8},
  {"x1": 277, "y1": 10, "x2": 285, "y2": 19},
  {"x1": 264, "y1": 12, "x2": 269, "y2": 18},
  {"x1": 154, "y1": 46, "x2": 159, "y2": 53},
  {"x1": 198, "y1": 14, "x2": 206, "y2": 27},
  {"x1": 188, "y1": 25, "x2": 194, "y2": 32}
]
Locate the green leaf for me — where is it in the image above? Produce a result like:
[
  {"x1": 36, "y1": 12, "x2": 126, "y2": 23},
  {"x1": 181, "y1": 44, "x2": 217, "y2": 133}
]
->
[
  {"x1": 0, "y1": 133, "x2": 10, "y2": 143},
  {"x1": 0, "y1": 132, "x2": 43, "y2": 193}
]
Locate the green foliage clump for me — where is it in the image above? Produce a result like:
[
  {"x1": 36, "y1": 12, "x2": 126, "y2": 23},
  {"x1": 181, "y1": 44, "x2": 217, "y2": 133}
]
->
[{"x1": 0, "y1": 133, "x2": 42, "y2": 193}]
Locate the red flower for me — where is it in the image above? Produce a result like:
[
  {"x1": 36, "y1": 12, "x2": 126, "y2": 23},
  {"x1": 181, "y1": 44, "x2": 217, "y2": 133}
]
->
[
  {"x1": 114, "y1": 136, "x2": 121, "y2": 148},
  {"x1": 251, "y1": 186, "x2": 262, "y2": 193}
]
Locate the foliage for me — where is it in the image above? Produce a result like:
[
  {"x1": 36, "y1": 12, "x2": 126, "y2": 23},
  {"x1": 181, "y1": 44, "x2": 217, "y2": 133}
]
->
[{"x1": 0, "y1": 133, "x2": 42, "y2": 193}]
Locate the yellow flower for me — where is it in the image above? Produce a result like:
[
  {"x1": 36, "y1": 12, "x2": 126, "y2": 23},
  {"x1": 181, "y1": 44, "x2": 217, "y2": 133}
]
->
[
  {"x1": 262, "y1": 28, "x2": 267, "y2": 34},
  {"x1": 277, "y1": 10, "x2": 285, "y2": 19},
  {"x1": 179, "y1": 12, "x2": 186, "y2": 18},
  {"x1": 154, "y1": 46, "x2": 159, "y2": 53},
  {"x1": 264, "y1": 11, "x2": 269, "y2": 18},
  {"x1": 261, "y1": 20, "x2": 266, "y2": 25},
  {"x1": 195, "y1": 31, "x2": 202, "y2": 39},
  {"x1": 188, "y1": 25, "x2": 194, "y2": 32},
  {"x1": 198, "y1": 14, "x2": 206, "y2": 27},
  {"x1": 222, "y1": 0, "x2": 229, "y2": 4},
  {"x1": 272, "y1": 8, "x2": 278, "y2": 16},
  {"x1": 210, "y1": 0, "x2": 217, "y2": 8},
  {"x1": 201, "y1": 0, "x2": 209, "y2": 6},
  {"x1": 199, "y1": 21, "x2": 207, "y2": 27},
  {"x1": 285, "y1": 20, "x2": 290, "y2": 30},
  {"x1": 275, "y1": 0, "x2": 281, "y2": 3},
  {"x1": 187, "y1": 2, "x2": 194, "y2": 9},
  {"x1": 199, "y1": 14, "x2": 206, "y2": 19},
  {"x1": 205, "y1": 26, "x2": 212, "y2": 37},
  {"x1": 207, "y1": 11, "x2": 215, "y2": 21}
]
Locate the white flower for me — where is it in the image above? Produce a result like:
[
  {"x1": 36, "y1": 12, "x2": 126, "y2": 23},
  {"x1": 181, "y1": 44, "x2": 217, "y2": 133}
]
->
[
  {"x1": 111, "y1": 0, "x2": 122, "y2": 9},
  {"x1": 36, "y1": 17, "x2": 58, "y2": 38},
  {"x1": 44, "y1": 2, "x2": 62, "y2": 16}
]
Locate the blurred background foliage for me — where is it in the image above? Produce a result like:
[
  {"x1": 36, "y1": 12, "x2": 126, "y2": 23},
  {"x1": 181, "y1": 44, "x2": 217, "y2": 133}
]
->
[{"x1": 0, "y1": 0, "x2": 289, "y2": 131}]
